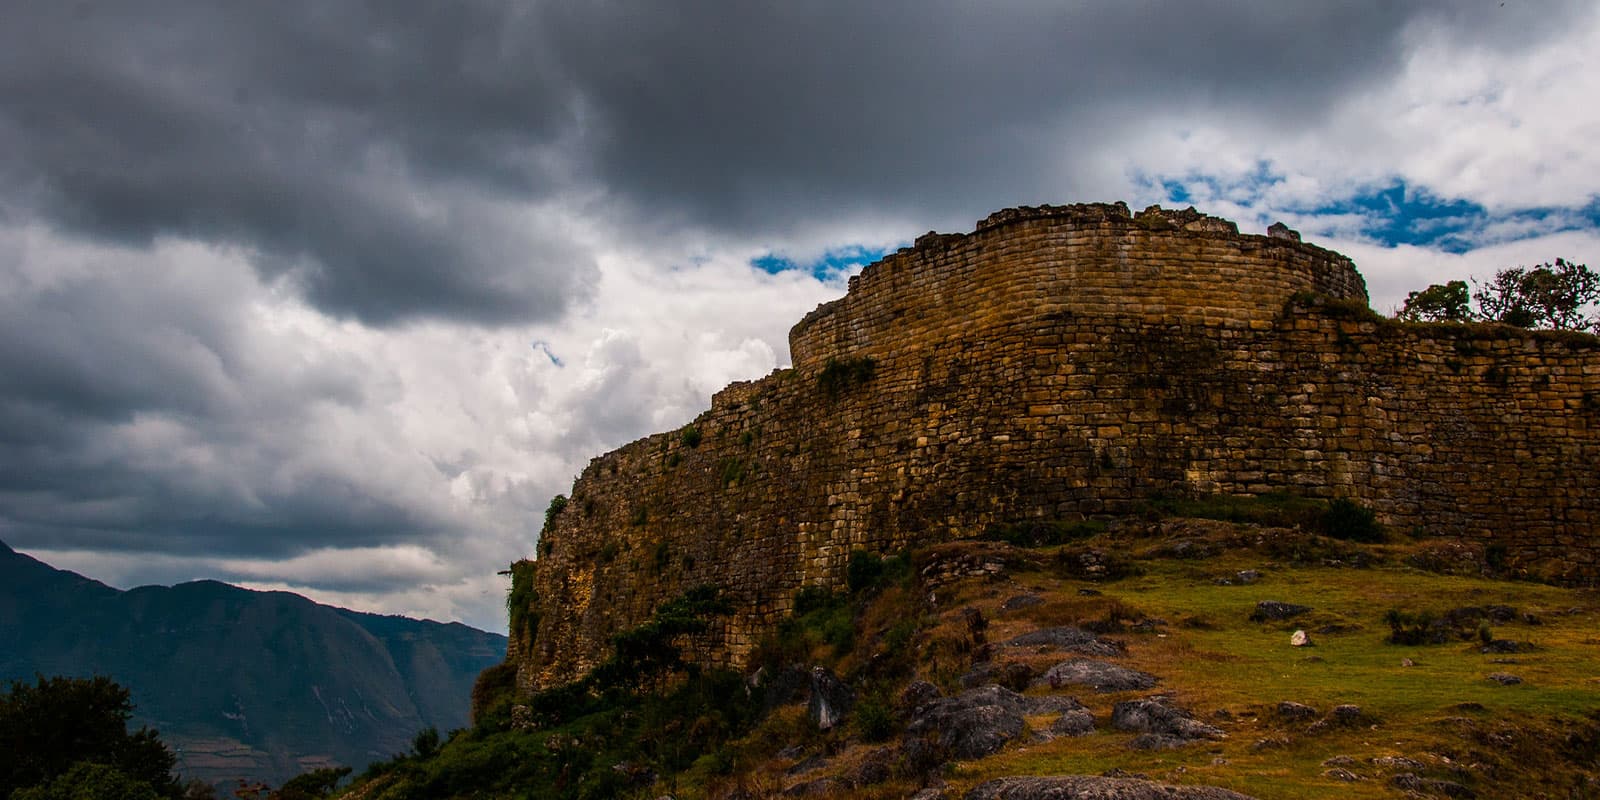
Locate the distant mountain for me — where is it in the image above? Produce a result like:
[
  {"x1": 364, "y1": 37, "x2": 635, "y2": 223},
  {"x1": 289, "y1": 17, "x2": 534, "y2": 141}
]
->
[{"x1": 0, "y1": 540, "x2": 506, "y2": 788}]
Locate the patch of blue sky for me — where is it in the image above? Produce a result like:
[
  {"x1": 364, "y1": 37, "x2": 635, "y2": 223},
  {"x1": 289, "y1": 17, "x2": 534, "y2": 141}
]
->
[
  {"x1": 1144, "y1": 166, "x2": 1599, "y2": 254},
  {"x1": 1315, "y1": 187, "x2": 1598, "y2": 253},
  {"x1": 751, "y1": 244, "x2": 900, "y2": 282}
]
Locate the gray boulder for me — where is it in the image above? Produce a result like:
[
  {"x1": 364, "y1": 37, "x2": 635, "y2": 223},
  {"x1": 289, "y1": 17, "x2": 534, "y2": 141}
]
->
[
  {"x1": 1250, "y1": 601, "x2": 1311, "y2": 622},
  {"x1": 906, "y1": 685, "x2": 1085, "y2": 760},
  {"x1": 962, "y1": 775, "x2": 1258, "y2": 799},
  {"x1": 1002, "y1": 626, "x2": 1124, "y2": 657},
  {"x1": 1034, "y1": 659, "x2": 1158, "y2": 693},
  {"x1": 807, "y1": 666, "x2": 853, "y2": 730},
  {"x1": 1110, "y1": 697, "x2": 1224, "y2": 745},
  {"x1": 1049, "y1": 709, "x2": 1096, "y2": 738}
]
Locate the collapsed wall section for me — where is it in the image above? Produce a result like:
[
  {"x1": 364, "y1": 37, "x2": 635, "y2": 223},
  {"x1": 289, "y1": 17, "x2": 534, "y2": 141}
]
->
[{"x1": 513, "y1": 204, "x2": 1600, "y2": 691}]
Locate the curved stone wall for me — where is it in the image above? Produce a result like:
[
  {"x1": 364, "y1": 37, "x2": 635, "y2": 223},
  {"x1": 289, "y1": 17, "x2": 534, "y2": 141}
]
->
[{"x1": 513, "y1": 204, "x2": 1599, "y2": 691}]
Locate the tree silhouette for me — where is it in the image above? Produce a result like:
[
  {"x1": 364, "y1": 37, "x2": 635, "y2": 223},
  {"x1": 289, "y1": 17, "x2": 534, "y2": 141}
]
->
[{"x1": 0, "y1": 675, "x2": 180, "y2": 799}]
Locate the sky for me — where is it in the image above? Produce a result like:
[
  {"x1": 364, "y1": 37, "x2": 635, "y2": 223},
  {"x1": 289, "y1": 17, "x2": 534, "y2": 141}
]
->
[{"x1": 3, "y1": 1, "x2": 1598, "y2": 634}]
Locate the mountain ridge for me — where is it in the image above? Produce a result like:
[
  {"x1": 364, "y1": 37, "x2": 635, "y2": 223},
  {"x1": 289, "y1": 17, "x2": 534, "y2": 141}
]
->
[{"x1": 0, "y1": 541, "x2": 506, "y2": 789}]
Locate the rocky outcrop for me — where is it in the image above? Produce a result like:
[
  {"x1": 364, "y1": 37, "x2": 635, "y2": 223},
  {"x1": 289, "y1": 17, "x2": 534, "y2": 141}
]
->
[{"x1": 962, "y1": 775, "x2": 1258, "y2": 799}]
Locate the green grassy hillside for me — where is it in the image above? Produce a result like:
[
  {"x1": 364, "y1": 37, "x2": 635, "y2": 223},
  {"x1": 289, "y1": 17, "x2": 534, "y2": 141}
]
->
[{"x1": 349, "y1": 509, "x2": 1599, "y2": 799}]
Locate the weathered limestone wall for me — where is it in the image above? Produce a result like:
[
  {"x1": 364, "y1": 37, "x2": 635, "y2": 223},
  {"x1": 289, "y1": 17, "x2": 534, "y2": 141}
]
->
[{"x1": 513, "y1": 203, "x2": 1600, "y2": 691}]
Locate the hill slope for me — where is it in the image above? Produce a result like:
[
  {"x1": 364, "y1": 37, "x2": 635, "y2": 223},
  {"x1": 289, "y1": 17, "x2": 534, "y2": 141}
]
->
[
  {"x1": 342, "y1": 513, "x2": 1600, "y2": 799},
  {"x1": 0, "y1": 541, "x2": 506, "y2": 788}
]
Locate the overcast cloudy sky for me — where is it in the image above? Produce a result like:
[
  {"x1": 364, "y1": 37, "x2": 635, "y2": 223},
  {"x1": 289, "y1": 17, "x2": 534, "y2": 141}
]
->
[{"x1": 4, "y1": 1, "x2": 1597, "y2": 633}]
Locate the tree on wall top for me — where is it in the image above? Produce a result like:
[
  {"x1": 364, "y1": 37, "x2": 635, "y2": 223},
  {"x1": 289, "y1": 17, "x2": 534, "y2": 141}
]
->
[{"x1": 1400, "y1": 259, "x2": 1599, "y2": 332}]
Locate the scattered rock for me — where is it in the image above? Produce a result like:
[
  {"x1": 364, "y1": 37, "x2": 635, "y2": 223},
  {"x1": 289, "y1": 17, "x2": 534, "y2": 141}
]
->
[
  {"x1": 1486, "y1": 672, "x2": 1523, "y2": 685},
  {"x1": 1236, "y1": 569, "x2": 1262, "y2": 584},
  {"x1": 783, "y1": 777, "x2": 846, "y2": 796},
  {"x1": 1389, "y1": 773, "x2": 1476, "y2": 799},
  {"x1": 1480, "y1": 639, "x2": 1534, "y2": 654},
  {"x1": 850, "y1": 748, "x2": 894, "y2": 786},
  {"x1": 759, "y1": 665, "x2": 811, "y2": 709},
  {"x1": 785, "y1": 755, "x2": 829, "y2": 776},
  {"x1": 1276, "y1": 701, "x2": 1318, "y2": 722},
  {"x1": 1324, "y1": 768, "x2": 1362, "y2": 782},
  {"x1": 1250, "y1": 601, "x2": 1312, "y2": 622},
  {"x1": 1000, "y1": 594, "x2": 1044, "y2": 612},
  {"x1": 1110, "y1": 697, "x2": 1224, "y2": 746},
  {"x1": 909, "y1": 784, "x2": 951, "y2": 800},
  {"x1": 1401, "y1": 658, "x2": 1416, "y2": 667},
  {"x1": 1330, "y1": 704, "x2": 1365, "y2": 723},
  {"x1": 1077, "y1": 588, "x2": 1103, "y2": 596},
  {"x1": 962, "y1": 661, "x2": 1036, "y2": 691},
  {"x1": 1371, "y1": 756, "x2": 1427, "y2": 772},
  {"x1": 1034, "y1": 659, "x2": 1158, "y2": 693},
  {"x1": 807, "y1": 666, "x2": 853, "y2": 731},
  {"x1": 906, "y1": 686, "x2": 1085, "y2": 760},
  {"x1": 901, "y1": 680, "x2": 943, "y2": 711},
  {"x1": 961, "y1": 775, "x2": 1258, "y2": 799},
  {"x1": 1152, "y1": 539, "x2": 1214, "y2": 560},
  {"x1": 899, "y1": 738, "x2": 944, "y2": 779},
  {"x1": 1250, "y1": 736, "x2": 1290, "y2": 751},
  {"x1": 1129, "y1": 733, "x2": 1192, "y2": 750},
  {"x1": 1002, "y1": 626, "x2": 1124, "y2": 656},
  {"x1": 1482, "y1": 605, "x2": 1518, "y2": 623},
  {"x1": 1322, "y1": 755, "x2": 1358, "y2": 767},
  {"x1": 1049, "y1": 709, "x2": 1096, "y2": 738},
  {"x1": 1290, "y1": 630, "x2": 1313, "y2": 647},
  {"x1": 1307, "y1": 704, "x2": 1369, "y2": 733}
]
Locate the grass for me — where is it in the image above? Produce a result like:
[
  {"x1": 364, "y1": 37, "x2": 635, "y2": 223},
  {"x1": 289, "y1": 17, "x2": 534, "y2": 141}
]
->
[
  {"x1": 708, "y1": 522, "x2": 1597, "y2": 800},
  {"x1": 929, "y1": 530, "x2": 1600, "y2": 799},
  {"x1": 356, "y1": 519, "x2": 1599, "y2": 800}
]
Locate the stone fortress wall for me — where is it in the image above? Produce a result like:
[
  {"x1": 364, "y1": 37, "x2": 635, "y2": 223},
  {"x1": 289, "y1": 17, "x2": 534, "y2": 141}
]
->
[{"x1": 513, "y1": 203, "x2": 1600, "y2": 691}]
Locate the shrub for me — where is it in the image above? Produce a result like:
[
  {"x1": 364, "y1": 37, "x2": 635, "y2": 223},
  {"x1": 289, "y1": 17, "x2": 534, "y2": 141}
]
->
[
  {"x1": 718, "y1": 458, "x2": 746, "y2": 487},
  {"x1": 854, "y1": 694, "x2": 897, "y2": 742},
  {"x1": 1399, "y1": 280, "x2": 1472, "y2": 323},
  {"x1": 505, "y1": 561, "x2": 538, "y2": 642},
  {"x1": 980, "y1": 519, "x2": 1106, "y2": 547},
  {"x1": 766, "y1": 587, "x2": 855, "y2": 662},
  {"x1": 680, "y1": 425, "x2": 703, "y2": 448},
  {"x1": 793, "y1": 586, "x2": 837, "y2": 617},
  {"x1": 469, "y1": 662, "x2": 518, "y2": 731},
  {"x1": 542, "y1": 494, "x2": 567, "y2": 533},
  {"x1": 1384, "y1": 608, "x2": 1441, "y2": 645},
  {"x1": 1320, "y1": 498, "x2": 1384, "y2": 542},
  {"x1": 818, "y1": 356, "x2": 877, "y2": 398},
  {"x1": 846, "y1": 550, "x2": 885, "y2": 593}
]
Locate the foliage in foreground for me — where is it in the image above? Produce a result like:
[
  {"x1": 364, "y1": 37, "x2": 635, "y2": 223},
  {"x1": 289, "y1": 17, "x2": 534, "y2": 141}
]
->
[
  {"x1": 347, "y1": 585, "x2": 755, "y2": 800},
  {"x1": 0, "y1": 675, "x2": 182, "y2": 800}
]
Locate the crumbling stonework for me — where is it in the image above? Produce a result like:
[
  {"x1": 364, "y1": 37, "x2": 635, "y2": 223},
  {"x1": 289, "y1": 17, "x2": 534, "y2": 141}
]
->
[{"x1": 513, "y1": 202, "x2": 1600, "y2": 691}]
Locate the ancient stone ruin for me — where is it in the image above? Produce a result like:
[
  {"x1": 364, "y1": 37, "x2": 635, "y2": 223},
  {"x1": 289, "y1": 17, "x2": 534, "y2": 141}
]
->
[{"x1": 512, "y1": 202, "x2": 1599, "y2": 691}]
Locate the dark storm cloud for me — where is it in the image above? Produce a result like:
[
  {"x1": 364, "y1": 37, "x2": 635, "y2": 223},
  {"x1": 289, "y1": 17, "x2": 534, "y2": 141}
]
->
[
  {"x1": 534, "y1": 0, "x2": 1590, "y2": 236},
  {"x1": 5, "y1": 1, "x2": 1587, "y2": 318},
  {"x1": 1, "y1": 0, "x2": 1591, "y2": 622},
  {"x1": 0, "y1": 230, "x2": 449, "y2": 559},
  {"x1": 1, "y1": 0, "x2": 593, "y2": 326}
]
